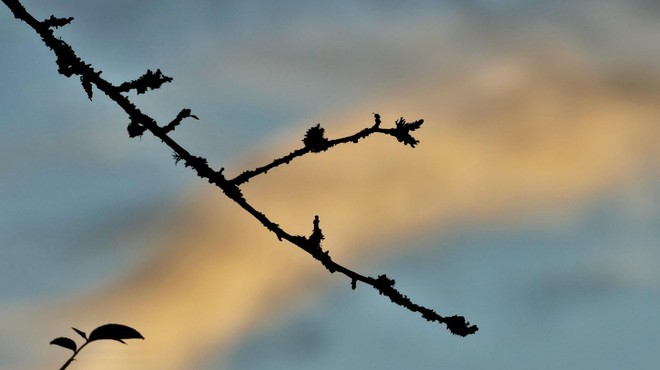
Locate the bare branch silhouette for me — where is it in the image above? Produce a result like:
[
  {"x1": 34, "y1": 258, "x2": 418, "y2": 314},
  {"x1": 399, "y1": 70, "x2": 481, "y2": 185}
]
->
[{"x1": 2, "y1": 0, "x2": 478, "y2": 338}]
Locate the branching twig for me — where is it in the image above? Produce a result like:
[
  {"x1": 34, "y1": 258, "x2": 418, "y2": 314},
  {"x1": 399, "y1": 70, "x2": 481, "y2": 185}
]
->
[
  {"x1": 230, "y1": 114, "x2": 424, "y2": 186},
  {"x1": 2, "y1": 0, "x2": 478, "y2": 337},
  {"x1": 50, "y1": 324, "x2": 143, "y2": 370}
]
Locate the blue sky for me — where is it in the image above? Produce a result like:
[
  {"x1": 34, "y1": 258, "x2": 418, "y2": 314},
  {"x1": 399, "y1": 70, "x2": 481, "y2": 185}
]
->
[{"x1": 1, "y1": 1, "x2": 659, "y2": 369}]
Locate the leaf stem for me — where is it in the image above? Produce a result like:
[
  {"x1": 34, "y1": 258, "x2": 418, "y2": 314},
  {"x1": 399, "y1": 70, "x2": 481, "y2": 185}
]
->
[{"x1": 57, "y1": 340, "x2": 88, "y2": 370}]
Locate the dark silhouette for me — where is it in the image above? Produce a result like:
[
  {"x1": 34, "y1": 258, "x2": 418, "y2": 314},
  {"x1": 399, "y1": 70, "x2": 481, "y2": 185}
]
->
[
  {"x1": 50, "y1": 324, "x2": 143, "y2": 370},
  {"x1": 3, "y1": 0, "x2": 478, "y2": 365}
]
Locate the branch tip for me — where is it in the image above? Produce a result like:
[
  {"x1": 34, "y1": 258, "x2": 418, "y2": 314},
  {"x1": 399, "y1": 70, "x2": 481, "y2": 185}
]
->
[
  {"x1": 391, "y1": 117, "x2": 424, "y2": 147},
  {"x1": 163, "y1": 108, "x2": 198, "y2": 133},
  {"x1": 444, "y1": 315, "x2": 479, "y2": 337}
]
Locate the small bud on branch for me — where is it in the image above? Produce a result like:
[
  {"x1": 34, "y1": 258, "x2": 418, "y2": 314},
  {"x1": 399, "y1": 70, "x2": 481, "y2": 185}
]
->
[{"x1": 303, "y1": 124, "x2": 330, "y2": 152}]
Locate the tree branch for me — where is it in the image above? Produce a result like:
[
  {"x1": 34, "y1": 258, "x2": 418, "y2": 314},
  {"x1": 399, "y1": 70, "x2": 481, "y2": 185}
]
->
[
  {"x1": 3, "y1": 0, "x2": 477, "y2": 337},
  {"x1": 230, "y1": 113, "x2": 424, "y2": 186}
]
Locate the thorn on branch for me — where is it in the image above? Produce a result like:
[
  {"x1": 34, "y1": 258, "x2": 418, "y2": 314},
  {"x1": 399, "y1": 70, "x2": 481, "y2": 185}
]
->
[
  {"x1": 117, "y1": 69, "x2": 173, "y2": 95},
  {"x1": 172, "y1": 152, "x2": 182, "y2": 165},
  {"x1": 303, "y1": 124, "x2": 330, "y2": 152},
  {"x1": 163, "y1": 108, "x2": 198, "y2": 133},
  {"x1": 184, "y1": 155, "x2": 208, "y2": 171},
  {"x1": 42, "y1": 15, "x2": 73, "y2": 29}
]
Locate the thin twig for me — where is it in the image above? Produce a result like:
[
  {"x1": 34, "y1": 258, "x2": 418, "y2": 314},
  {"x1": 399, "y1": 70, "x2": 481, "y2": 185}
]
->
[{"x1": 231, "y1": 114, "x2": 423, "y2": 186}]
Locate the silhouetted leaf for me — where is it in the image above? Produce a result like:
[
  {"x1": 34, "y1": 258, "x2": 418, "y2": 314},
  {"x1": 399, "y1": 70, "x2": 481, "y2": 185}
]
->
[
  {"x1": 72, "y1": 327, "x2": 87, "y2": 340},
  {"x1": 88, "y1": 324, "x2": 144, "y2": 344},
  {"x1": 50, "y1": 337, "x2": 77, "y2": 352}
]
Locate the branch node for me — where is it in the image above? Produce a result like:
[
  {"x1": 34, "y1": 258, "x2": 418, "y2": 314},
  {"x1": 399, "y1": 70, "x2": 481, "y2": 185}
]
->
[
  {"x1": 163, "y1": 108, "x2": 198, "y2": 133},
  {"x1": 303, "y1": 124, "x2": 330, "y2": 153},
  {"x1": 308, "y1": 215, "x2": 325, "y2": 251},
  {"x1": 375, "y1": 274, "x2": 396, "y2": 295},
  {"x1": 127, "y1": 118, "x2": 147, "y2": 138},
  {"x1": 221, "y1": 177, "x2": 244, "y2": 200},
  {"x1": 42, "y1": 15, "x2": 73, "y2": 29},
  {"x1": 117, "y1": 69, "x2": 173, "y2": 95}
]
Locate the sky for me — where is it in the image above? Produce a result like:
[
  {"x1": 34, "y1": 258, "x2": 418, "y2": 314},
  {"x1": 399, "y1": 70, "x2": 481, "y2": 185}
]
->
[{"x1": 1, "y1": 1, "x2": 660, "y2": 369}]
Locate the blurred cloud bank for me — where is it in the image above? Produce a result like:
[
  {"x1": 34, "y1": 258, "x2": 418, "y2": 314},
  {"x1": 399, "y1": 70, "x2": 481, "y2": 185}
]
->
[{"x1": 1, "y1": 1, "x2": 659, "y2": 369}]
